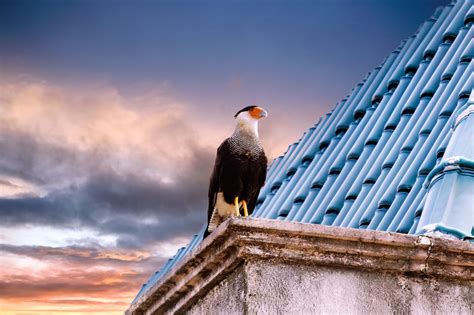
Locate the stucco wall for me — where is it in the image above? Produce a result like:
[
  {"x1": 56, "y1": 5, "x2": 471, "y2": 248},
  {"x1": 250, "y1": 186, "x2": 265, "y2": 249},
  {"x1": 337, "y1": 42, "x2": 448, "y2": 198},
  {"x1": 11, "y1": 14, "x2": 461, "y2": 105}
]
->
[
  {"x1": 187, "y1": 265, "x2": 247, "y2": 315},
  {"x1": 126, "y1": 219, "x2": 473, "y2": 315},
  {"x1": 187, "y1": 261, "x2": 473, "y2": 315}
]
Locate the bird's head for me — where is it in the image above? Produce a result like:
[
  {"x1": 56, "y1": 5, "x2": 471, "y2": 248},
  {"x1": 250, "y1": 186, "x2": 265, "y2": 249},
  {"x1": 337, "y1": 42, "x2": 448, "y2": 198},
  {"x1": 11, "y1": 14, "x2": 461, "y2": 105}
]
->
[
  {"x1": 234, "y1": 105, "x2": 268, "y2": 120},
  {"x1": 233, "y1": 105, "x2": 267, "y2": 137}
]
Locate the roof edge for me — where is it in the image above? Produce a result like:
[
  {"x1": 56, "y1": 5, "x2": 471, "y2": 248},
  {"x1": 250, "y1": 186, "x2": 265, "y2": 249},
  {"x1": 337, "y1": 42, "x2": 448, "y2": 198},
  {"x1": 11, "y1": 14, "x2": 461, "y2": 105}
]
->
[{"x1": 126, "y1": 217, "x2": 474, "y2": 315}]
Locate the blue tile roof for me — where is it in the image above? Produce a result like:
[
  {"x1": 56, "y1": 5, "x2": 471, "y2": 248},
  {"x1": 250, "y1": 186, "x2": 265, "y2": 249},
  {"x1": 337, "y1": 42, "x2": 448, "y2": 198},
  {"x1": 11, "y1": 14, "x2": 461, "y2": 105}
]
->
[{"x1": 130, "y1": 0, "x2": 473, "y2": 306}]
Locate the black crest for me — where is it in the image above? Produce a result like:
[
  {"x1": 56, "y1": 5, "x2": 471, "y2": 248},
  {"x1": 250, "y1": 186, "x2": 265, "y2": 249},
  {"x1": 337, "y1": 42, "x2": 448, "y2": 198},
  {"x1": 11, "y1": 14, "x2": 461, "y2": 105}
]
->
[{"x1": 234, "y1": 105, "x2": 258, "y2": 118}]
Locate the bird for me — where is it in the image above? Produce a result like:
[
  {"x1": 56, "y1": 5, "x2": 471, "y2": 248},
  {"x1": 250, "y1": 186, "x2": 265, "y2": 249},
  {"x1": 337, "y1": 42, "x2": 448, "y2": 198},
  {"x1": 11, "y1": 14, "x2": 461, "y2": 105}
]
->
[{"x1": 205, "y1": 105, "x2": 268, "y2": 237}]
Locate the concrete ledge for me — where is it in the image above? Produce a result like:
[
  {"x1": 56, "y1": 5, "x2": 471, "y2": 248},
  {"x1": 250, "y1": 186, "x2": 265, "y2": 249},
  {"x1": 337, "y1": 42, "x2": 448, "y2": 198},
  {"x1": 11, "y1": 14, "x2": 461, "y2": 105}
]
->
[{"x1": 126, "y1": 218, "x2": 474, "y2": 315}]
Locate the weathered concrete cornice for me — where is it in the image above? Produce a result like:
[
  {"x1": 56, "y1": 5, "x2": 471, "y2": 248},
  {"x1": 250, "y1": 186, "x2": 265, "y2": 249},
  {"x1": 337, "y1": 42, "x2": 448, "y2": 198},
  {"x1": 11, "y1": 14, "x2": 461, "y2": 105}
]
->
[{"x1": 126, "y1": 218, "x2": 474, "y2": 315}]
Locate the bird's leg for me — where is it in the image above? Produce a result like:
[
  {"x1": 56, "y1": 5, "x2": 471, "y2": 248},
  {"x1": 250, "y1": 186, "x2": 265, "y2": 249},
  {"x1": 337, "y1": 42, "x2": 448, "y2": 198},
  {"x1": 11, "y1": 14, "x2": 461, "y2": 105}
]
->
[
  {"x1": 242, "y1": 200, "x2": 249, "y2": 217},
  {"x1": 234, "y1": 197, "x2": 240, "y2": 216}
]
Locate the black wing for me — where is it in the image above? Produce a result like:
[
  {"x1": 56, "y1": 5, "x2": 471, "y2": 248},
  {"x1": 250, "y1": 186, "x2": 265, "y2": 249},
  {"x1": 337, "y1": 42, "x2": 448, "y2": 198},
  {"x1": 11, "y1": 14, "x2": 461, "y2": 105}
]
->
[
  {"x1": 247, "y1": 152, "x2": 268, "y2": 215},
  {"x1": 205, "y1": 139, "x2": 230, "y2": 237}
]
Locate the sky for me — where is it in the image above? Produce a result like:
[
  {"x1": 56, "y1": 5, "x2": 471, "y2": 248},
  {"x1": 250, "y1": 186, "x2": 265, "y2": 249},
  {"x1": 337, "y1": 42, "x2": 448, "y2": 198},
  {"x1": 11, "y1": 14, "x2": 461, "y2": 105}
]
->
[{"x1": 0, "y1": 0, "x2": 448, "y2": 314}]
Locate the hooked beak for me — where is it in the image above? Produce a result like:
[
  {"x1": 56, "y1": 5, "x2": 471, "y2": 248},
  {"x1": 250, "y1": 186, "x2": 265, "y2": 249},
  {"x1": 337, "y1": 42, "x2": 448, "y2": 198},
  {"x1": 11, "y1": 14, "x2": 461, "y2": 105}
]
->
[{"x1": 259, "y1": 109, "x2": 268, "y2": 118}]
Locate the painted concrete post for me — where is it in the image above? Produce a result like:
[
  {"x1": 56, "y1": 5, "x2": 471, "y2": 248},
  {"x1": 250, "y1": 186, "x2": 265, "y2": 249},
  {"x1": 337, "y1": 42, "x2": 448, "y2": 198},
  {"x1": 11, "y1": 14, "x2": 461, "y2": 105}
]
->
[{"x1": 417, "y1": 89, "x2": 474, "y2": 239}]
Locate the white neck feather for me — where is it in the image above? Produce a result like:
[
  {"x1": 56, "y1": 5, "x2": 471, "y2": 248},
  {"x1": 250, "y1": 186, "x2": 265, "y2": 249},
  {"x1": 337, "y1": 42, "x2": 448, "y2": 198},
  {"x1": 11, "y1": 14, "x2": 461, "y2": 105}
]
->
[{"x1": 233, "y1": 113, "x2": 259, "y2": 138}]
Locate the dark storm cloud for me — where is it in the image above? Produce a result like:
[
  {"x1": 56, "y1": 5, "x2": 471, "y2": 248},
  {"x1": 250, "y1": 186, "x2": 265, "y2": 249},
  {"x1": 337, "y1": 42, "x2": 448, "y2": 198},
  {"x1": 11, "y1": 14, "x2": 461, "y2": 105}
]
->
[
  {"x1": 83, "y1": 145, "x2": 212, "y2": 216},
  {"x1": 77, "y1": 145, "x2": 213, "y2": 246},
  {"x1": 0, "y1": 195, "x2": 77, "y2": 225},
  {"x1": 0, "y1": 126, "x2": 81, "y2": 185},
  {"x1": 0, "y1": 125, "x2": 215, "y2": 246},
  {"x1": 0, "y1": 161, "x2": 213, "y2": 245}
]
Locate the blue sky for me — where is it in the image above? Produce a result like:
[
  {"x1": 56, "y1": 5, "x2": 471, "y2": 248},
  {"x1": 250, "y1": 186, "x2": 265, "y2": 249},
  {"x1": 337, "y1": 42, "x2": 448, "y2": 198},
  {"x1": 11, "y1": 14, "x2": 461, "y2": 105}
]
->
[
  {"x1": 0, "y1": 0, "x2": 449, "y2": 313},
  {"x1": 2, "y1": 0, "x2": 447, "y2": 119}
]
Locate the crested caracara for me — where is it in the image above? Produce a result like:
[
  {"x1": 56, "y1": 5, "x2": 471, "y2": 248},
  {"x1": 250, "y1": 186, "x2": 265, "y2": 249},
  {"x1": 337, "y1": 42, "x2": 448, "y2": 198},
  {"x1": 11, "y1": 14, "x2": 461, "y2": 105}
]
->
[{"x1": 205, "y1": 106, "x2": 268, "y2": 237}]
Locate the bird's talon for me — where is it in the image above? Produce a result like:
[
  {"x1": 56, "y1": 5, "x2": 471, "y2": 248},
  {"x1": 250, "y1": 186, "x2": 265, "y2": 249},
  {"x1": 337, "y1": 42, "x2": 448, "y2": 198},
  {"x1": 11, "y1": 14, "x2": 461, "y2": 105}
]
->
[
  {"x1": 234, "y1": 196, "x2": 240, "y2": 216},
  {"x1": 242, "y1": 200, "x2": 249, "y2": 217}
]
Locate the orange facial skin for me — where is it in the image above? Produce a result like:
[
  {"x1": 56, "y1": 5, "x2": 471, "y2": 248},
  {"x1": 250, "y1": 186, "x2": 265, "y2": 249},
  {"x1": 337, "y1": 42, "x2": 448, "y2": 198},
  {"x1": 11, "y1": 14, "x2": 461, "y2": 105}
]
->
[{"x1": 249, "y1": 107, "x2": 267, "y2": 119}]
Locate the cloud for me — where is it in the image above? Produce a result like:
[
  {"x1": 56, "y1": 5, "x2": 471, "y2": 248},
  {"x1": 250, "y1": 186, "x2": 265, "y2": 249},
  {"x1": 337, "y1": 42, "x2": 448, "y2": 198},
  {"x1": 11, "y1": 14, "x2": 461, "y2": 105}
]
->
[
  {"x1": 0, "y1": 77, "x2": 213, "y2": 180},
  {"x1": 0, "y1": 243, "x2": 152, "y2": 264},
  {"x1": 0, "y1": 77, "x2": 217, "y2": 245},
  {"x1": 0, "y1": 243, "x2": 167, "y2": 313},
  {"x1": 0, "y1": 77, "x2": 216, "y2": 313},
  {"x1": 0, "y1": 154, "x2": 210, "y2": 247},
  {"x1": 0, "y1": 268, "x2": 140, "y2": 300}
]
